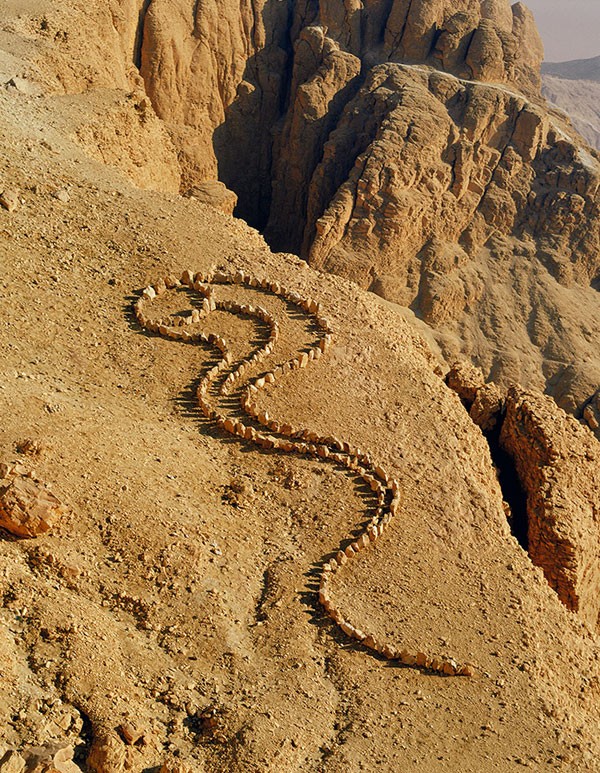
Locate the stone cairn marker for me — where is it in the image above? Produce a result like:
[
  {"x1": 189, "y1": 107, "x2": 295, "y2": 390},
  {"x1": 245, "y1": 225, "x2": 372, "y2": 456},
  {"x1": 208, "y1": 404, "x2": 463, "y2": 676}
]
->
[{"x1": 134, "y1": 269, "x2": 473, "y2": 677}]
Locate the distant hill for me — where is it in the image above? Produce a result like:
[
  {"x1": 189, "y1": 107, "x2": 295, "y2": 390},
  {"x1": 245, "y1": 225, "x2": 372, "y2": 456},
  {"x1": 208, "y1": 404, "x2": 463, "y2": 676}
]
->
[
  {"x1": 542, "y1": 55, "x2": 600, "y2": 82},
  {"x1": 542, "y1": 68, "x2": 600, "y2": 150}
]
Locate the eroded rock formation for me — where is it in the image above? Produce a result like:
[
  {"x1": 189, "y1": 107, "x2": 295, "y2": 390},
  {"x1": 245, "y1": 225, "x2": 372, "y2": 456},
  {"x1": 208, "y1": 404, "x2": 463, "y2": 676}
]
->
[
  {"x1": 446, "y1": 364, "x2": 600, "y2": 631},
  {"x1": 0, "y1": 463, "x2": 66, "y2": 539},
  {"x1": 129, "y1": 0, "x2": 599, "y2": 420},
  {"x1": 15, "y1": 0, "x2": 600, "y2": 417},
  {"x1": 500, "y1": 387, "x2": 600, "y2": 630}
]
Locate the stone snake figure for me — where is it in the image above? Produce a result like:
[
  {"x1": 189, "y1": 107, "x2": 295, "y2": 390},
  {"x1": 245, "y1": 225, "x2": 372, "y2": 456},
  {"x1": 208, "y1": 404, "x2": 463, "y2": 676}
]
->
[{"x1": 134, "y1": 268, "x2": 473, "y2": 677}]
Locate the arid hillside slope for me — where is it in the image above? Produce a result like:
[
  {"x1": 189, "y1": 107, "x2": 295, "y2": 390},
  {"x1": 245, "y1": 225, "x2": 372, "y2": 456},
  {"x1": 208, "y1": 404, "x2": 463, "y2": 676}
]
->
[
  {"x1": 542, "y1": 54, "x2": 600, "y2": 150},
  {"x1": 2, "y1": 71, "x2": 600, "y2": 772},
  {"x1": 542, "y1": 56, "x2": 600, "y2": 83},
  {"x1": 5, "y1": 0, "x2": 598, "y2": 426}
]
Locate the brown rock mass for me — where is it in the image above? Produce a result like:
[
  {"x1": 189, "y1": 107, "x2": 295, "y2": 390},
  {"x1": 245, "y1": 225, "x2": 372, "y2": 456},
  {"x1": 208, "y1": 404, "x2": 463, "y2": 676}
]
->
[
  {"x1": 0, "y1": 466, "x2": 66, "y2": 539},
  {"x1": 500, "y1": 387, "x2": 600, "y2": 630},
  {"x1": 1, "y1": 1, "x2": 600, "y2": 769}
]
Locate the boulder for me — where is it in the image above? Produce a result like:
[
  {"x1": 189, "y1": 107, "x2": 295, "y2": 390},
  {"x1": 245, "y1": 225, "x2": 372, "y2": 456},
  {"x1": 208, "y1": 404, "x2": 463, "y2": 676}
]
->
[{"x1": 0, "y1": 465, "x2": 66, "y2": 538}]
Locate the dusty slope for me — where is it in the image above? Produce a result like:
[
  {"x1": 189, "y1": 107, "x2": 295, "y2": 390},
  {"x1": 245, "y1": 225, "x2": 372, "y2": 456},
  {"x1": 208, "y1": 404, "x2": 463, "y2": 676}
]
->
[{"x1": 1, "y1": 62, "x2": 600, "y2": 773}]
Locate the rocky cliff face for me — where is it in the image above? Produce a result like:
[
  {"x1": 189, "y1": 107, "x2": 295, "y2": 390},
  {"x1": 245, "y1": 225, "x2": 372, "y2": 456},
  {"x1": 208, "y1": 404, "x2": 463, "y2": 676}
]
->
[
  {"x1": 447, "y1": 364, "x2": 600, "y2": 631},
  {"x1": 134, "y1": 0, "x2": 598, "y2": 419},
  {"x1": 13, "y1": 0, "x2": 600, "y2": 417},
  {"x1": 132, "y1": 0, "x2": 545, "y2": 228}
]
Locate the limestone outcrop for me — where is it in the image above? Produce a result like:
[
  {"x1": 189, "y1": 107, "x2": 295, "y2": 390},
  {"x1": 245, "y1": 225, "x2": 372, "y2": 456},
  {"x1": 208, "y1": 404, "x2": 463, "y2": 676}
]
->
[
  {"x1": 127, "y1": 0, "x2": 598, "y2": 418},
  {"x1": 500, "y1": 387, "x2": 600, "y2": 630},
  {"x1": 446, "y1": 367, "x2": 600, "y2": 630}
]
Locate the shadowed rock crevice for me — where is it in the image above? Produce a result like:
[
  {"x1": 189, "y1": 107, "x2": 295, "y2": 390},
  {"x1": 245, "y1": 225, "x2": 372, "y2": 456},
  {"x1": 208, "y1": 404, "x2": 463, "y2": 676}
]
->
[
  {"x1": 133, "y1": 0, "x2": 153, "y2": 72},
  {"x1": 483, "y1": 424, "x2": 529, "y2": 552},
  {"x1": 446, "y1": 363, "x2": 600, "y2": 631},
  {"x1": 213, "y1": 1, "x2": 296, "y2": 230}
]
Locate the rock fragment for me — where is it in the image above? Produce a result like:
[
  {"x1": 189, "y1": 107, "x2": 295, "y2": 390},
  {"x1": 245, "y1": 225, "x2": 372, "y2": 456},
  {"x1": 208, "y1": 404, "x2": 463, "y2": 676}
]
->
[
  {"x1": 469, "y1": 383, "x2": 505, "y2": 431},
  {"x1": 159, "y1": 759, "x2": 195, "y2": 773},
  {"x1": 87, "y1": 733, "x2": 126, "y2": 773},
  {"x1": 0, "y1": 465, "x2": 66, "y2": 538},
  {"x1": 18, "y1": 744, "x2": 79, "y2": 773},
  {"x1": 184, "y1": 181, "x2": 238, "y2": 215},
  {"x1": 0, "y1": 189, "x2": 19, "y2": 212},
  {"x1": 117, "y1": 721, "x2": 145, "y2": 745},
  {"x1": 53, "y1": 188, "x2": 70, "y2": 203},
  {"x1": 0, "y1": 750, "x2": 26, "y2": 773},
  {"x1": 445, "y1": 362, "x2": 486, "y2": 405}
]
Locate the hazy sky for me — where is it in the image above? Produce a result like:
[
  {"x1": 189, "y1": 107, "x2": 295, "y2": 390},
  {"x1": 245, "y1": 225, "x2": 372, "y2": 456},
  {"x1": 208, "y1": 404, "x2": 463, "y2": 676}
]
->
[{"x1": 524, "y1": 0, "x2": 600, "y2": 62}]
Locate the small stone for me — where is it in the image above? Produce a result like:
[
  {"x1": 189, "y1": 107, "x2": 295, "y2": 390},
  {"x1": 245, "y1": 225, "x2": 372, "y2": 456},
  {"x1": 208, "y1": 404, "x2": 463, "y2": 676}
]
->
[
  {"x1": 159, "y1": 758, "x2": 194, "y2": 773},
  {"x1": 87, "y1": 733, "x2": 126, "y2": 772},
  {"x1": 180, "y1": 269, "x2": 194, "y2": 286},
  {"x1": 0, "y1": 750, "x2": 26, "y2": 773},
  {"x1": 0, "y1": 189, "x2": 19, "y2": 212},
  {"x1": 415, "y1": 651, "x2": 428, "y2": 667},
  {"x1": 53, "y1": 188, "x2": 70, "y2": 203},
  {"x1": 583, "y1": 405, "x2": 599, "y2": 431},
  {"x1": 442, "y1": 660, "x2": 457, "y2": 676},
  {"x1": 118, "y1": 721, "x2": 144, "y2": 745},
  {"x1": 15, "y1": 438, "x2": 44, "y2": 456}
]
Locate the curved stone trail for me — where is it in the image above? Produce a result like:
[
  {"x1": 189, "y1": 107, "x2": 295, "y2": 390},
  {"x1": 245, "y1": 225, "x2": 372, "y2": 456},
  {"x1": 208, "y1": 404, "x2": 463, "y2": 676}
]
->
[{"x1": 134, "y1": 268, "x2": 473, "y2": 677}]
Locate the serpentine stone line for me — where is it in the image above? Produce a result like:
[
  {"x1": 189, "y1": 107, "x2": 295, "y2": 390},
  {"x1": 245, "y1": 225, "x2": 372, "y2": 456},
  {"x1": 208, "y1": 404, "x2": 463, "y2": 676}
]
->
[{"x1": 134, "y1": 268, "x2": 474, "y2": 677}]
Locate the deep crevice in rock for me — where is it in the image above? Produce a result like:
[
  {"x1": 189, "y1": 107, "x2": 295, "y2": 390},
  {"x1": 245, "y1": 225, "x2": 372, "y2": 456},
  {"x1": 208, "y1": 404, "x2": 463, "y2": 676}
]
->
[
  {"x1": 133, "y1": 0, "x2": 152, "y2": 72},
  {"x1": 484, "y1": 423, "x2": 529, "y2": 552}
]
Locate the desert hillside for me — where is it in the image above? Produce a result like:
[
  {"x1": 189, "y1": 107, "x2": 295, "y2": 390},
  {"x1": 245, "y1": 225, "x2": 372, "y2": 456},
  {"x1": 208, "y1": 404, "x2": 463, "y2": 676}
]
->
[
  {"x1": 541, "y1": 75, "x2": 600, "y2": 152},
  {"x1": 542, "y1": 55, "x2": 600, "y2": 83},
  {"x1": 541, "y1": 55, "x2": 600, "y2": 152},
  {"x1": 0, "y1": 1, "x2": 599, "y2": 772},
  {"x1": 1, "y1": 0, "x2": 598, "y2": 419}
]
